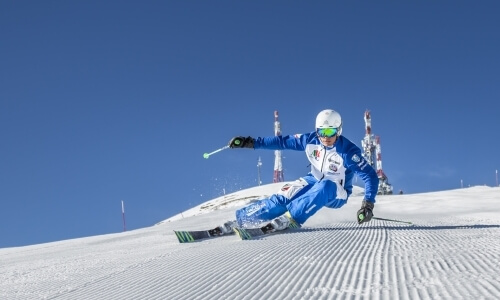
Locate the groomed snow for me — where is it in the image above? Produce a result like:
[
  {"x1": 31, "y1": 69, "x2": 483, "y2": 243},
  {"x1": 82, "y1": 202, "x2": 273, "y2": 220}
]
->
[{"x1": 1, "y1": 183, "x2": 499, "y2": 300}]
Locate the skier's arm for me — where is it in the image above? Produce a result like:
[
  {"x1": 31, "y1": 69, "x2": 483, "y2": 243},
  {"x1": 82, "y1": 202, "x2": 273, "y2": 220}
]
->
[
  {"x1": 228, "y1": 133, "x2": 310, "y2": 151},
  {"x1": 343, "y1": 147, "x2": 378, "y2": 224},
  {"x1": 253, "y1": 133, "x2": 309, "y2": 151},
  {"x1": 344, "y1": 148, "x2": 379, "y2": 203}
]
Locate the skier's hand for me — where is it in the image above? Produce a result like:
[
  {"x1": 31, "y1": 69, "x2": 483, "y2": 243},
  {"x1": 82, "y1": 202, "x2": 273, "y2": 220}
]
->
[
  {"x1": 357, "y1": 200, "x2": 374, "y2": 224},
  {"x1": 228, "y1": 136, "x2": 254, "y2": 149}
]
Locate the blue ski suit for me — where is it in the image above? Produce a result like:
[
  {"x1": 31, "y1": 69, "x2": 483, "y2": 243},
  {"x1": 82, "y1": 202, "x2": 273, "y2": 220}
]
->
[{"x1": 235, "y1": 132, "x2": 379, "y2": 227}]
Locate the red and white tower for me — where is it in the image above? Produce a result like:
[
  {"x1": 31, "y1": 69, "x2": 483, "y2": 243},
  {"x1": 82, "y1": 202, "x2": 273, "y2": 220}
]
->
[
  {"x1": 273, "y1": 110, "x2": 284, "y2": 183},
  {"x1": 361, "y1": 110, "x2": 376, "y2": 166},
  {"x1": 361, "y1": 110, "x2": 393, "y2": 195}
]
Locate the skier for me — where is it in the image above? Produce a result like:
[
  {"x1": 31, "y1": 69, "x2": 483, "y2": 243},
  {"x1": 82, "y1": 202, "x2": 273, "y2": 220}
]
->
[{"x1": 221, "y1": 109, "x2": 379, "y2": 233}]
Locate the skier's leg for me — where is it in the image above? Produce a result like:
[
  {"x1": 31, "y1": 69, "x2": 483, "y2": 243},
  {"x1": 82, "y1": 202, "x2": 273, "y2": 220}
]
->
[
  {"x1": 287, "y1": 180, "x2": 348, "y2": 224},
  {"x1": 235, "y1": 176, "x2": 314, "y2": 227}
]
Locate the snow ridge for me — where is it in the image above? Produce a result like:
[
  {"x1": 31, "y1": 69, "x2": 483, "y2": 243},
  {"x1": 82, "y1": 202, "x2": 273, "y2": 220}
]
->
[{"x1": 1, "y1": 185, "x2": 500, "y2": 300}]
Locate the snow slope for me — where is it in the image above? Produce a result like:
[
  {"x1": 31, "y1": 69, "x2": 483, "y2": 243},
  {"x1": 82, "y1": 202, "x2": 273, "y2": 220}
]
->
[{"x1": 1, "y1": 183, "x2": 500, "y2": 300}]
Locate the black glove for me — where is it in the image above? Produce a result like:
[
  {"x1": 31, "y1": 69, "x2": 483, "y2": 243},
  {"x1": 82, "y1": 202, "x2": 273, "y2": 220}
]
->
[
  {"x1": 357, "y1": 200, "x2": 374, "y2": 224},
  {"x1": 228, "y1": 136, "x2": 254, "y2": 149}
]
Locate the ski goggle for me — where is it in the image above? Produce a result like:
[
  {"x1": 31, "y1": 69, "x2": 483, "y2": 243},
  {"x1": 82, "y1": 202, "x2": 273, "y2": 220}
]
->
[{"x1": 317, "y1": 127, "x2": 338, "y2": 138}]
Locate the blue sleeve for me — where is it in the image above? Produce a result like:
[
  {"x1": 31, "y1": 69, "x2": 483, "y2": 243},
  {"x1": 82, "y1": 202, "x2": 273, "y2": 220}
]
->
[
  {"x1": 343, "y1": 169, "x2": 354, "y2": 197},
  {"x1": 342, "y1": 142, "x2": 379, "y2": 203},
  {"x1": 253, "y1": 133, "x2": 310, "y2": 151}
]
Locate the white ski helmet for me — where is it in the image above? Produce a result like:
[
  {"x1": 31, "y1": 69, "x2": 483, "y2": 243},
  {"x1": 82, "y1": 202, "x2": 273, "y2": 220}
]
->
[{"x1": 315, "y1": 109, "x2": 342, "y2": 136}]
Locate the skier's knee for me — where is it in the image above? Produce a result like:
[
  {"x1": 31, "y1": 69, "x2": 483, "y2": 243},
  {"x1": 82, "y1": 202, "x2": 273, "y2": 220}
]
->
[{"x1": 320, "y1": 180, "x2": 336, "y2": 190}]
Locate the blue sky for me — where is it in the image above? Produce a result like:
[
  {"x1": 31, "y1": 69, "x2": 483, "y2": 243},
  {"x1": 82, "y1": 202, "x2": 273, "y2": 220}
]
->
[{"x1": 1, "y1": 1, "x2": 499, "y2": 248}]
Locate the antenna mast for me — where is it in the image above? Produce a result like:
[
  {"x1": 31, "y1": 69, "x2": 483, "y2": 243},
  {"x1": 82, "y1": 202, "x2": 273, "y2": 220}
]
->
[
  {"x1": 361, "y1": 110, "x2": 393, "y2": 195},
  {"x1": 257, "y1": 156, "x2": 262, "y2": 186},
  {"x1": 273, "y1": 110, "x2": 284, "y2": 183}
]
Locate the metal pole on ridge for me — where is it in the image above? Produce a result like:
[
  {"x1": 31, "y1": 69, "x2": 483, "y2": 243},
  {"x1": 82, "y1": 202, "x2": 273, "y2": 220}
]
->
[{"x1": 122, "y1": 200, "x2": 127, "y2": 231}]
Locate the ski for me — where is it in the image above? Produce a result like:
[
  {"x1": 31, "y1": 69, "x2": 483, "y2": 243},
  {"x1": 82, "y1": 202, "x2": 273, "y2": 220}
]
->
[
  {"x1": 175, "y1": 216, "x2": 301, "y2": 242},
  {"x1": 233, "y1": 220, "x2": 301, "y2": 240},
  {"x1": 233, "y1": 224, "x2": 273, "y2": 240},
  {"x1": 174, "y1": 226, "x2": 233, "y2": 243}
]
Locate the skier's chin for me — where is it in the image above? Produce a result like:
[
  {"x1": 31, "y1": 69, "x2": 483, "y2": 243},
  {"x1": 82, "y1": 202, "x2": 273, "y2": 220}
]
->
[
  {"x1": 319, "y1": 136, "x2": 336, "y2": 147},
  {"x1": 320, "y1": 140, "x2": 335, "y2": 147}
]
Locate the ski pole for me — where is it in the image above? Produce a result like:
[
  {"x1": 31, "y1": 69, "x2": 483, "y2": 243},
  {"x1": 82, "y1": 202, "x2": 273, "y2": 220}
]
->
[
  {"x1": 372, "y1": 216, "x2": 413, "y2": 225},
  {"x1": 203, "y1": 145, "x2": 230, "y2": 159}
]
